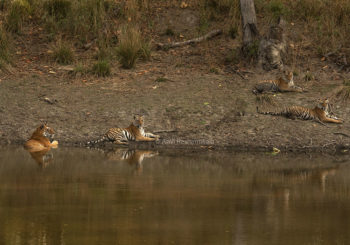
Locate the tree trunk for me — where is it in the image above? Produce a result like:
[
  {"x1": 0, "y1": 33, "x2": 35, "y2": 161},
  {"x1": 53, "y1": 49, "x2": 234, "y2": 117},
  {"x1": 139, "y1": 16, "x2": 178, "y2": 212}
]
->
[{"x1": 240, "y1": 0, "x2": 259, "y2": 53}]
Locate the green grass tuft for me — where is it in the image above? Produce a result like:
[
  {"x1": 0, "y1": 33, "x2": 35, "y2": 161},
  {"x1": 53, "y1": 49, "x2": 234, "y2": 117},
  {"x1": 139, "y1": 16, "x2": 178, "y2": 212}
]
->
[
  {"x1": 155, "y1": 77, "x2": 167, "y2": 83},
  {"x1": 91, "y1": 59, "x2": 111, "y2": 77},
  {"x1": 52, "y1": 41, "x2": 74, "y2": 64}
]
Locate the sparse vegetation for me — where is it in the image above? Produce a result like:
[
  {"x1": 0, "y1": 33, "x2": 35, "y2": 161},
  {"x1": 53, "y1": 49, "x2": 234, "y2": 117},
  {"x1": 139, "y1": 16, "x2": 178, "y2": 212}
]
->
[
  {"x1": 209, "y1": 67, "x2": 219, "y2": 74},
  {"x1": 335, "y1": 86, "x2": 350, "y2": 103},
  {"x1": 267, "y1": 0, "x2": 288, "y2": 20},
  {"x1": 224, "y1": 48, "x2": 240, "y2": 64},
  {"x1": 334, "y1": 80, "x2": 350, "y2": 103},
  {"x1": 44, "y1": 0, "x2": 71, "y2": 20},
  {"x1": 138, "y1": 41, "x2": 151, "y2": 61},
  {"x1": 256, "y1": 0, "x2": 350, "y2": 54},
  {"x1": 245, "y1": 40, "x2": 259, "y2": 61},
  {"x1": 304, "y1": 71, "x2": 314, "y2": 82},
  {"x1": 0, "y1": 0, "x2": 348, "y2": 74},
  {"x1": 164, "y1": 28, "x2": 175, "y2": 36},
  {"x1": 73, "y1": 64, "x2": 88, "y2": 75},
  {"x1": 228, "y1": 25, "x2": 238, "y2": 39},
  {"x1": 343, "y1": 79, "x2": 350, "y2": 87},
  {"x1": 155, "y1": 77, "x2": 167, "y2": 83},
  {"x1": 5, "y1": 0, "x2": 31, "y2": 33},
  {"x1": 52, "y1": 41, "x2": 74, "y2": 65},
  {"x1": 0, "y1": 27, "x2": 10, "y2": 67},
  {"x1": 91, "y1": 59, "x2": 110, "y2": 77}
]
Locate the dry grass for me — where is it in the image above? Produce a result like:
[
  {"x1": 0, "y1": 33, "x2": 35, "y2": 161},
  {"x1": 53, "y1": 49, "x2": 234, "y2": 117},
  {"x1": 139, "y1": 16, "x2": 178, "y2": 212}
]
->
[
  {"x1": 116, "y1": 25, "x2": 150, "y2": 69},
  {"x1": 52, "y1": 40, "x2": 74, "y2": 65},
  {"x1": 0, "y1": 27, "x2": 10, "y2": 64},
  {"x1": 1, "y1": 0, "x2": 348, "y2": 70},
  {"x1": 256, "y1": 0, "x2": 350, "y2": 54},
  {"x1": 333, "y1": 80, "x2": 350, "y2": 103},
  {"x1": 5, "y1": 0, "x2": 31, "y2": 33}
]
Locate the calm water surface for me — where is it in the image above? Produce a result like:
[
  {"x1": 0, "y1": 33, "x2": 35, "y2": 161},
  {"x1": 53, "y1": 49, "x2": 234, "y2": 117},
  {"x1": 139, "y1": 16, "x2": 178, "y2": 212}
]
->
[{"x1": 0, "y1": 146, "x2": 349, "y2": 245}]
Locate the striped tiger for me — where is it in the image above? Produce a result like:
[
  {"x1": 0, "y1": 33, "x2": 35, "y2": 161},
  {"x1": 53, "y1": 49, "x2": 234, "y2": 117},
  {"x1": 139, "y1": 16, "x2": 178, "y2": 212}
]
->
[
  {"x1": 253, "y1": 71, "x2": 304, "y2": 94},
  {"x1": 87, "y1": 115, "x2": 160, "y2": 145},
  {"x1": 24, "y1": 123, "x2": 58, "y2": 152},
  {"x1": 257, "y1": 98, "x2": 342, "y2": 124}
]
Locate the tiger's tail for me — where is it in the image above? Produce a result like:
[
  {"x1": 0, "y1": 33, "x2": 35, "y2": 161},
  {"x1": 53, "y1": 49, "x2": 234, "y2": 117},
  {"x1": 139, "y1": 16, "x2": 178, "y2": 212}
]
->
[
  {"x1": 86, "y1": 135, "x2": 108, "y2": 145},
  {"x1": 256, "y1": 106, "x2": 285, "y2": 116}
]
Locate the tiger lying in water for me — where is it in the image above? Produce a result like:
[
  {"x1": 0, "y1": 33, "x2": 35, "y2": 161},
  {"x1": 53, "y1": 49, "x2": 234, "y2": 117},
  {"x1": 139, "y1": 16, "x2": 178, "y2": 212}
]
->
[
  {"x1": 87, "y1": 115, "x2": 160, "y2": 145},
  {"x1": 24, "y1": 123, "x2": 58, "y2": 152},
  {"x1": 253, "y1": 71, "x2": 304, "y2": 94},
  {"x1": 257, "y1": 98, "x2": 342, "y2": 124}
]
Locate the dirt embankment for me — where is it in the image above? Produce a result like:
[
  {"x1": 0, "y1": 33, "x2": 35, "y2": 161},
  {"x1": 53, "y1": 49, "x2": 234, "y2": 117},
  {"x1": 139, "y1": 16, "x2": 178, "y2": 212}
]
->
[{"x1": 1, "y1": 7, "x2": 350, "y2": 153}]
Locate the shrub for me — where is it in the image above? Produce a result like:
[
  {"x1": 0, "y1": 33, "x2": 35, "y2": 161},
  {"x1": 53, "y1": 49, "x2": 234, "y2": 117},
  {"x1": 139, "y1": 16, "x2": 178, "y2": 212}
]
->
[
  {"x1": 52, "y1": 41, "x2": 74, "y2": 64},
  {"x1": 268, "y1": 0, "x2": 287, "y2": 19},
  {"x1": 116, "y1": 26, "x2": 150, "y2": 69},
  {"x1": 91, "y1": 59, "x2": 110, "y2": 77},
  {"x1": 164, "y1": 28, "x2": 175, "y2": 36},
  {"x1": 44, "y1": 0, "x2": 71, "y2": 19}
]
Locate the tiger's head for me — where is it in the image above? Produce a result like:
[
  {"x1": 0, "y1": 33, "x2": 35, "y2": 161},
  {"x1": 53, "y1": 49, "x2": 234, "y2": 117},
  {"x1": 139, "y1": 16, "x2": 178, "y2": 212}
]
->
[
  {"x1": 316, "y1": 98, "x2": 330, "y2": 112},
  {"x1": 31, "y1": 123, "x2": 55, "y2": 141},
  {"x1": 133, "y1": 115, "x2": 144, "y2": 128},
  {"x1": 285, "y1": 71, "x2": 294, "y2": 85}
]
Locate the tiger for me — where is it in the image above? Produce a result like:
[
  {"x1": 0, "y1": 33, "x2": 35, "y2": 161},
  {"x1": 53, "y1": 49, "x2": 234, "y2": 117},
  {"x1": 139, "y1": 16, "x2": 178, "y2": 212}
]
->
[
  {"x1": 258, "y1": 17, "x2": 287, "y2": 71},
  {"x1": 257, "y1": 98, "x2": 343, "y2": 124},
  {"x1": 24, "y1": 123, "x2": 58, "y2": 152},
  {"x1": 87, "y1": 115, "x2": 160, "y2": 145},
  {"x1": 253, "y1": 71, "x2": 304, "y2": 94}
]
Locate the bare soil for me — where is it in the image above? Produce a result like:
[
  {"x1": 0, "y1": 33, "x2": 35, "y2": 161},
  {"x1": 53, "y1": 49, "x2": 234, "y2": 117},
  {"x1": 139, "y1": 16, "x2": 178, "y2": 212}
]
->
[{"x1": 1, "y1": 7, "x2": 350, "y2": 153}]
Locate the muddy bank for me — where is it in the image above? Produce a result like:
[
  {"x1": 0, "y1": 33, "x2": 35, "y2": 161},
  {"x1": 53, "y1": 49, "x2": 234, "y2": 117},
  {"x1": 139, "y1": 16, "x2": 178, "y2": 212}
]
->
[{"x1": 1, "y1": 65, "x2": 350, "y2": 154}]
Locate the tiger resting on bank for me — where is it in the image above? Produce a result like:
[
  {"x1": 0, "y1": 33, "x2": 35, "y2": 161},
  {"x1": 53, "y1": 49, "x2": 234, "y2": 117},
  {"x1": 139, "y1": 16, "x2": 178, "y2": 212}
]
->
[
  {"x1": 253, "y1": 71, "x2": 304, "y2": 94},
  {"x1": 24, "y1": 123, "x2": 58, "y2": 152},
  {"x1": 87, "y1": 115, "x2": 160, "y2": 145},
  {"x1": 257, "y1": 98, "x2": 342, "y2": 125}
]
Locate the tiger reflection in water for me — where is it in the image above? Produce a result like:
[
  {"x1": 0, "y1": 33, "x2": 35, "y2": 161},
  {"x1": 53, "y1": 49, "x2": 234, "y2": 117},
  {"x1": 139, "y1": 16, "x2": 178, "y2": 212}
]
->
[
  {"x1": 105, "y1": 149, "x2": 158, "y2": 173},
  {"x1": 28, "y1": 149, "x2": 54, "y2": 168}
]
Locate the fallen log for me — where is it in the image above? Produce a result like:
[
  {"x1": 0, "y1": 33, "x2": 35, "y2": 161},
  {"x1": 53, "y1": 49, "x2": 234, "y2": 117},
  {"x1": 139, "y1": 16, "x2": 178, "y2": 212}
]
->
[{"x1": 156, "y1": 29, "x2": 222, "y2": 50}]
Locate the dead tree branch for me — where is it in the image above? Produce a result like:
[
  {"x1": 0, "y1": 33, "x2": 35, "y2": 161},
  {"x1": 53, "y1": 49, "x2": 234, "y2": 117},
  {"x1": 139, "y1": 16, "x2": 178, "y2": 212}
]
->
[{"x1": 156, "y1": 29, "x2": 222, "y2": 50}]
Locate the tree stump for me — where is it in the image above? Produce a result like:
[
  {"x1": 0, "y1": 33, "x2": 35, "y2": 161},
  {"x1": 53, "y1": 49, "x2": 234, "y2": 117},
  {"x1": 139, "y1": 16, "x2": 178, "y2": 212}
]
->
[{"x1": 240, "y1": 0, "x2": 259, "y2": 55}]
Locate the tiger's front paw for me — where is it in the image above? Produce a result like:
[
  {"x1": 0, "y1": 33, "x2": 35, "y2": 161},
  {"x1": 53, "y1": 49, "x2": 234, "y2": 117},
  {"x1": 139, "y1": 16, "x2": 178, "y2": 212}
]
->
[{"x1": 51, "y1": 140, "x2": 59, "y2": 148}]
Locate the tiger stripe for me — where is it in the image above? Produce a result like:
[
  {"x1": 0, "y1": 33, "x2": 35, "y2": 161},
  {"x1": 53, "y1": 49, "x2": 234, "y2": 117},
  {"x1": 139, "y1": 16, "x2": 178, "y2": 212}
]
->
[
  {"x1": 257, "y1": 99, "x2": 342, "y2": 124},
  {"x1": 87, "y1": 115, "x2": 160, "y2": 145},
  {"x1": 253, "y1": 71, "x2": 303, "y2": 94}
]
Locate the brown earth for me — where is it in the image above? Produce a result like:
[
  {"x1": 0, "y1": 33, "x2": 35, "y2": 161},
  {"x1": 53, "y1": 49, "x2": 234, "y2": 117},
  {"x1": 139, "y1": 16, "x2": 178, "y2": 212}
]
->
[{"x1": 0, "y1": 7, "x2": 350, "y2": 153}]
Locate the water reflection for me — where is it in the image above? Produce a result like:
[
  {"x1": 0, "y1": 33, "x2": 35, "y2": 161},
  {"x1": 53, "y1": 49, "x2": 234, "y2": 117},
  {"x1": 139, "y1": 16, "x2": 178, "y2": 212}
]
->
[
  {"x1": 269, "y1": 165, "x2": 339, "y2": 192},
  {"x1": 104, "y1": 148, "x2": 158, "y2": 173},
  {"x1": 0, "y1": 148, "x2": 349, "y2": 245},
  {"x1": 27, "y1": 149, "x2": 54, "y2": 167}
]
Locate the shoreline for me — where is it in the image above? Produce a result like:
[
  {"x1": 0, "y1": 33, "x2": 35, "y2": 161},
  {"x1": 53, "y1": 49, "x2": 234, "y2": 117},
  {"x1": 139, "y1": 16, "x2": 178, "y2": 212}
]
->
[{"x1": 1, "y1": 138, "x2": 349, "y2": 154}]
